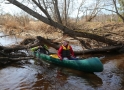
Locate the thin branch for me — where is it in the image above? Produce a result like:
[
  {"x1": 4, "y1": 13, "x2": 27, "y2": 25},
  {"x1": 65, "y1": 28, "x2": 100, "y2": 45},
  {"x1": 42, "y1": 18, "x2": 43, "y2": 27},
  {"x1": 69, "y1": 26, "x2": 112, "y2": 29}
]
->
[
  {"x1": 75, "y1": 0, "x2": 86, "y2": 23},
  {"x1": 113, "y1": 0, "x2": 124, "y2": 22},
  {"x1": 0, "y1": 34, "x2": 16, "y2": 38},
  {"x1": 32, "y1": 0, "x2": 52, "y2": 20}
]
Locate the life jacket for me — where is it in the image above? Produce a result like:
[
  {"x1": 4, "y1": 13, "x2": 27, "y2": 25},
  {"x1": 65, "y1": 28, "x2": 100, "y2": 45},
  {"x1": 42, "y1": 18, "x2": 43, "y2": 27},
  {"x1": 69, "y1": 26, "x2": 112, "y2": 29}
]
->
[{"x1": 61, "y1": 45, "x2": 71, "y2": 57}]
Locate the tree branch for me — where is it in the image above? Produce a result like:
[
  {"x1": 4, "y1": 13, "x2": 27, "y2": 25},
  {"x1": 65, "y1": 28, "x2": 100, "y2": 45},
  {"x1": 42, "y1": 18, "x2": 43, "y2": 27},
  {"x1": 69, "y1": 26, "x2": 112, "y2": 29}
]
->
[
  {"x1": 112, "y1": 0, "x2": 124, "y2": 22},
  {"x1": 32, "y1": 0, "x2": 52, "y2": 20}
]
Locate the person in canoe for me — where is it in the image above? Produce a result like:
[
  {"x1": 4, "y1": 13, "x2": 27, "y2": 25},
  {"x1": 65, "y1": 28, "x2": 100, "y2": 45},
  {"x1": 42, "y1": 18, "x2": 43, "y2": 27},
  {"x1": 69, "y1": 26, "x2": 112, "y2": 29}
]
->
[
  {"x1": 58, "y1": 40, "x2": 77, "y2": 60},
  {"x1": 31, "y1": 44, "x2": 49, "y2": 54}
]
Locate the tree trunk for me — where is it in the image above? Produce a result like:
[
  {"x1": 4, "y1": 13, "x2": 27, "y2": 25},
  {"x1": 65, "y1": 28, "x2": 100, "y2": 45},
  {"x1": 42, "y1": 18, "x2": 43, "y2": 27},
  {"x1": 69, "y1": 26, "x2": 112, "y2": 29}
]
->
[
  {"x1": 113, "y1": 0, "x2": 124, "y2": 22},
  {"x1": 0, "y1": 57, "x2": 34, "y2": 61},
  {"x1": 75, "y1": 45, "x2": 123, "y2": 55},
  {"x1": 1, "y1": 36, "x2": 123, "y2": 55},
  {"x1": 52, "y1": 0, "x2": 62, "y2": 24}
]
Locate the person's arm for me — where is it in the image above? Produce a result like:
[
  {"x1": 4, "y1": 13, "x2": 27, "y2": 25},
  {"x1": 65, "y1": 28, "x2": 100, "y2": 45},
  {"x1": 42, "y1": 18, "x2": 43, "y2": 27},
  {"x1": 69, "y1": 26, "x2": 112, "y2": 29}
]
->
[
  {"x1": 44, "y1": 48, "x2": 49, "y2": 54},
  {"x1": 69, "y1": 46, "x2": 75, "y2": 57},
  {"x1": 58, "y1": 46, "x2": 63, "y2": 60},
  {"x1": 31, "y1": 46, "x2": 39, "y2": 51}
]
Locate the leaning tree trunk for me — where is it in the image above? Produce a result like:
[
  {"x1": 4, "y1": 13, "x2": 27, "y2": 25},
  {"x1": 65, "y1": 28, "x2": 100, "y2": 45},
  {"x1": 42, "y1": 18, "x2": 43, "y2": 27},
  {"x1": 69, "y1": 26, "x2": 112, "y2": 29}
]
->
[{"x1": 7, "y1": 0, "x2": 123, "y2": 46}]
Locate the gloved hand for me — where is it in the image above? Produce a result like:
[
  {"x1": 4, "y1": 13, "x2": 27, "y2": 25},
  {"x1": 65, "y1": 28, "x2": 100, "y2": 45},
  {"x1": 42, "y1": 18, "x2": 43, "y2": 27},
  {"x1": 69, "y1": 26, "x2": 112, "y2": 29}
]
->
[
  {"x1": 71, "y1": 55, "x2": 78, "y2": 60},
  {"x1": 71, "y1": 55, "x2": 75, "y2": 58},
  {"x1": 59, "y1": 56, "x2": 63, "y2": 61},
  {"x1": 38, "y1": 46, "x2": 42, "y2": 48}
]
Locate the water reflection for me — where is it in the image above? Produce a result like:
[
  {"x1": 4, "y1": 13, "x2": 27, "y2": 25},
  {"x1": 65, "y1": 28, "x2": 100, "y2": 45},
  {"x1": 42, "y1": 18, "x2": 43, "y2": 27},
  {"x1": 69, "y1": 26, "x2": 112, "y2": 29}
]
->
[
  {"x1": 95, "y1": 54, "x2": 124, "y2": 90},
  {"x1": 1, "y1": 54, "x2": 124, "y2": 90},
  {"x1": 0, "y1": 32, "x2": 22, "y2": 46},
  {"x1": 0, "y1": 66, "x2": 36, "y2": 90},
  {"x1": 59, "y1": 68, "x2": 102, "y2": 87}
]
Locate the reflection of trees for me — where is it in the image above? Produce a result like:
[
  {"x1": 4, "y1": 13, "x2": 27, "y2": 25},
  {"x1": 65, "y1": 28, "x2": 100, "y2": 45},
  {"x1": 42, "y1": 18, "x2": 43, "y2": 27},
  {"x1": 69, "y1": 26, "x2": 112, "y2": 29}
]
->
[
  {"x1": 32, "y1": 66, "x2": 68, "y2": 90},
  {"x1": 57, "y1": 68, "x2": 103, "y2": 88},
  {"x1": 33, "y1": 66, "x2": 100, "y2": 90}
]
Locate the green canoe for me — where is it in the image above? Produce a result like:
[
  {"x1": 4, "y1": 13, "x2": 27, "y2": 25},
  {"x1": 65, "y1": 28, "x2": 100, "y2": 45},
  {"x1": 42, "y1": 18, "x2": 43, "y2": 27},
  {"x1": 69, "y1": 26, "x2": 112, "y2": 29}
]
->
[{"x1": 33, "y1": 52, "x2": 103, "y2": 72}]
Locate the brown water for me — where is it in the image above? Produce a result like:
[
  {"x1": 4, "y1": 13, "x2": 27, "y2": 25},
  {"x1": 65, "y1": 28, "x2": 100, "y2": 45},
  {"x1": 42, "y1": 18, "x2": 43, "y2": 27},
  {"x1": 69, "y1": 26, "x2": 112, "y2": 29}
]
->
[
  {"x1": 0, "y1": 34, "x2": 124, "y2": 90},
  {"x1": 0, "y1": 54, "x2": 124, "y2": 90}
]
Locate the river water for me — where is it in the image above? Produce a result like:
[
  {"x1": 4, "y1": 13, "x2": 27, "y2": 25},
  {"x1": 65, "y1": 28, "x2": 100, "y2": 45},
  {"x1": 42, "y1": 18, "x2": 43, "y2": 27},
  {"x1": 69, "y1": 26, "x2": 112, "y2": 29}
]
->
[{"x1": 0, "y1": 34, "x2": 124, "y2": 90}]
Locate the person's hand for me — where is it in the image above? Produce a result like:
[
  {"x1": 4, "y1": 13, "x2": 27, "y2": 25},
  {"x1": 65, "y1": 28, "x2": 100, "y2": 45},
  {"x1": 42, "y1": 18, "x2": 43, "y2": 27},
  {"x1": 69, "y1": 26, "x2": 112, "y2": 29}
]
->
[
  {"x1": 71, "y1": 55, "x2": 75, "y2": 58},
  {"x1": 59, "y1": 57, "x2": 63, "y2": 61},
  {"x1": 38, "y1": 46, "x2": 42, "y2": 48},
  {"x1": 60, "y1": 58, "x2": 63, "y2": 61}
]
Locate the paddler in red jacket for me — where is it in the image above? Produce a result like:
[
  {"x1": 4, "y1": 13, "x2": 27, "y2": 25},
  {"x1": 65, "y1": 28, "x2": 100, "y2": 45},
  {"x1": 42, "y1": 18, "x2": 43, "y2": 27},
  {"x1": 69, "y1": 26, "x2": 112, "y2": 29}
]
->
[{"x1": 58, "y1": 40, "x2": 77, "y2": 60}]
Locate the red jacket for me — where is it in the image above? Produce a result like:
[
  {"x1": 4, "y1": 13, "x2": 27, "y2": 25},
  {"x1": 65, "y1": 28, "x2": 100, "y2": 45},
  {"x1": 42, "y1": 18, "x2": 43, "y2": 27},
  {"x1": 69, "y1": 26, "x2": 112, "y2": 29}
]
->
[{"x1": 58, "y1": 44, "x2": 75, "y2": 59}]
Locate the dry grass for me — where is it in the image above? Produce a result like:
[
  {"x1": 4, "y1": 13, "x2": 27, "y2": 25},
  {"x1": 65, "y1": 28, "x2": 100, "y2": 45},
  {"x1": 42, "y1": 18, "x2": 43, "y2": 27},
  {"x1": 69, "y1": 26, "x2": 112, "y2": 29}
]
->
[
  {"x1": 0, "y1": 14, "x2": 124, "y2": 41},
  {"x1": 5, "y1": 19, "x2": 19, "y2": 29},
  {"x1": 1, "y1": 14, "x2": 59, "y2": 32},
  {"x1": 0, "y1": 14, "x2": 63, "y2": 39}
]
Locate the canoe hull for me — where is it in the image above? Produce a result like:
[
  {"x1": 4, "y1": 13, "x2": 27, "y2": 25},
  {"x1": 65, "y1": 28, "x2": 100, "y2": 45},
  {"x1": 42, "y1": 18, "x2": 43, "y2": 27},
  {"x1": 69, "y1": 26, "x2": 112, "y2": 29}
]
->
[{"x1": 34, "y1": 52, "x2": 103, "y2": 72}]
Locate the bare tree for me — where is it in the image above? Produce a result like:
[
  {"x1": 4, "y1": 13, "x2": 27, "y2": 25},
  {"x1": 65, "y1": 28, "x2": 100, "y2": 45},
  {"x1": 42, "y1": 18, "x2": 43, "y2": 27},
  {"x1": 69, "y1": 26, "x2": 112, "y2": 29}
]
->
[
  {"x1": 64, "y1": 0, "x2": 67, "y2": 25},
  {"x1": 118, "y1": 0, "x2": 124, "y2": 16},
  {"x1": 85, "y1": 0, "x2": 103, "y2": 22},
  {"x1": 3, "y1": 0, "x2": 123, "y2": 53},
  {"x1": 75, "y1": 0, "x2": 85, "y2": 24},
  {"x1": 52, "y1": 0, "x2": 62, "y2": 24},
  {"x1": 101, "y1": 0, "x2": 124, "y2": 22},
  {"x1": 113, "y1": 0, "x2": 124, "y2": 22}
]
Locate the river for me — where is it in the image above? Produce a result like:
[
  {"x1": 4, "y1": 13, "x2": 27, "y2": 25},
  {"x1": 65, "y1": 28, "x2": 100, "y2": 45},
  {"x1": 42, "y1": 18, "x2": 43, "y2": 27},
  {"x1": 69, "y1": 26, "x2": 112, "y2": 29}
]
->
[{"x1": 0, "y1": 33, "x2": 124, "y2": 90}]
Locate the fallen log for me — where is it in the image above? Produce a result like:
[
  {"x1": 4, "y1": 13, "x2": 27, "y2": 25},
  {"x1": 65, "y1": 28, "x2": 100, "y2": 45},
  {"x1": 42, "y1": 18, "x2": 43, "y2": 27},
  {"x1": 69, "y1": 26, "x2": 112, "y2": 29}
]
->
[
  {"x1": 0, "y1": 56, "x2": 34, "y2": 61},
  {"x1": 36, "y1": 36, "x2": 59, "y2": 49},
  {"x1": 1, "y1": 36, "x2": 59, "y2": 54},
  {"x1": 10, "y1": 57, "x2": 34, "y2": 61},
  {"x1": 0, "y1": 36, "x2": 123, "y2": 57},
  {"x1": 75, "y1": 45, "x2": 123, "y2": 55},
  {"x1": 1, "y1": 42, "x2": 123, "y2": 56}
]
